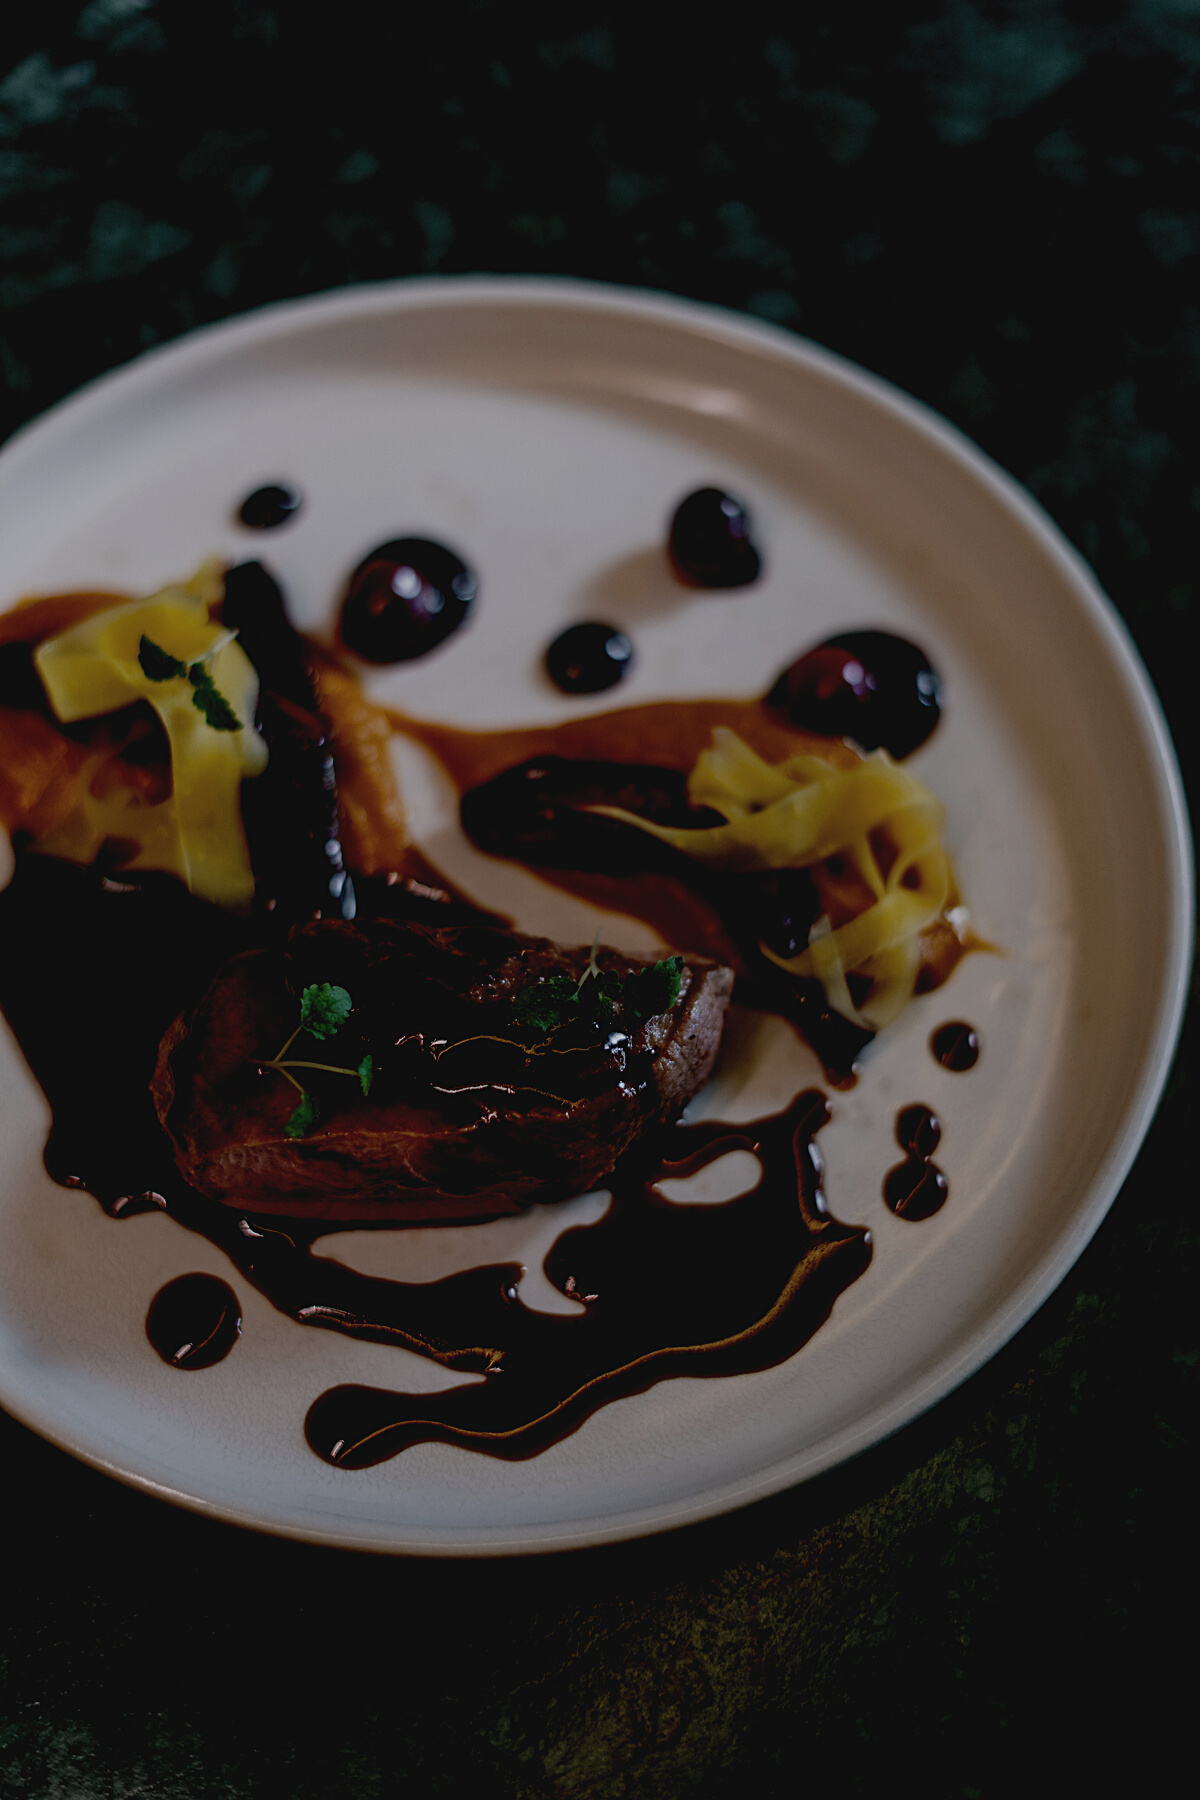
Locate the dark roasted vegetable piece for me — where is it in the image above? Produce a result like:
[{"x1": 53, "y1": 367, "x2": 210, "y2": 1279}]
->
[{"x1": 221, "y1": 561, "x2": 354, "y2": 924}]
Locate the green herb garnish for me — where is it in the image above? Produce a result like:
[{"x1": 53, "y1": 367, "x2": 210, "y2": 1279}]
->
[
  {"x1": 514, "y1": 948, "x2": 686, "y2": 1038},
  {"x1": 513, "y1": 974, "x2": 578, "y2": 1034},
  {"x1": 257, "y1": 983, "x2": 373, "y2": 1136},
  {"x1": 625, "y1": 956, "x2": 685, "y2": 1021},
  {"x1": 138, "y1": 634, "x2": 243, "y2": 733},
  {"x1": 138, "y1": 636, "x2": 188, "y2": 681},
  {"x1": 187, "y1": 664, "x2": 242, "y2": 731},
  {"x1": 285, "y1": 1092, "x2": 320, "y2": 1138},
  {"x1": 299, "y1": 982, "x2": 352, "y2": 1040}
]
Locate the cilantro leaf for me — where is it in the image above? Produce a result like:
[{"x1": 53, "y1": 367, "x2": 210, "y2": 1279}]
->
[
  {"x1": 187, "y1": 664, "x2": 243, "y2": 732},
  {"x1": 300, "y1": 982, "x2": 352, "y2": 1040},
  {"x1": 138, "y1": 636, "x2": 188, "y2": 682},
  {"x1": 285, "y1": 1092, "x2": 320, "y2": 1137},
  {"x1": 625, "y1": 956, "x2": 685, "y2": 1022},
  {"x1": 513, "y1": 974, "x2": 577, "y2": 1035},
  {"x1": 357, "y1": 1053, "x2": 374, "y2": 1097}
]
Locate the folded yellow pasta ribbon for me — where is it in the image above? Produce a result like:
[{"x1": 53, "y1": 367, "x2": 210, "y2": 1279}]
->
[
  {"x1": 32, "y1": 563, "x2": 268, "y2": 908},
  {"x1": 590, "y1": 727, "x2": 954, "y2": 1031}
]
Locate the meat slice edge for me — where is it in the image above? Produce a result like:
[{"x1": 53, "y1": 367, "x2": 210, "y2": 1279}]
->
[{"x1": 152, "y1": 920, "x2": 734, "y2": 1224}]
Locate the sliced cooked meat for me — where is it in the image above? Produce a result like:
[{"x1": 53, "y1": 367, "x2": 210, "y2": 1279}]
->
[{"x1": 152, "y1": 916, "x2": 734, "y2": 1223}]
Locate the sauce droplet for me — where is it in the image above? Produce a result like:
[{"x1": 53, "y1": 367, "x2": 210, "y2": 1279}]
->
[
  {"x1": 237, "y1": 485, "x2": 303, "y2": 531},
  {"x1": 545, "y1": 622, "x2": 634, "y2": 694},
  {"x1": 668, "y1": 488, "x2": 761, "y2": 589},
  {"x1": 883, "y1": 1104, "x2": 948, "y2": 1222},
  {"x1": 931, "y1": 1021, "x2": 980, "y2": 1071},
  {"x1": 146, "y1": 1273, "x2": 242, "y2": 1370}
]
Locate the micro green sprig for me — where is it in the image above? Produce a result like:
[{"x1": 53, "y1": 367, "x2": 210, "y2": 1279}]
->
[{"x1": 256, "y1": 982, "x2": 374, "y2": 1138}]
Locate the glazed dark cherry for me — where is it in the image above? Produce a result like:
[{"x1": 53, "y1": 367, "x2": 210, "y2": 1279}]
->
[
  {"x1": 237, "y1": 484, "x2": 303, "y2": 530},
  {"x1": 668, "y1": 487, "x2": 761, "y2": 589},
  {"x1": 769, "y1": 629, "x2": 942, "y2": 759},
  {"x1": 545, "y1": 622, "x2": 634, "y2": 695},
  {"x1": 339, "y1": 537, "x2": 477, "y2": 665}
]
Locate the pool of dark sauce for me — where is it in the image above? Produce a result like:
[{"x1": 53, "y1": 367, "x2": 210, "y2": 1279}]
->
[
  {"x1": 306, "y1": 1091, "x2": 870, "y2": 1467},
  {"x1": 146, "y1": 1272, "x2": 242, "y2": 1369},
  {"x1": 883, "y1": 1104, "x2": 948, "y2": 1221},
  {"x1": 0, "y1": 853, "x2": 870, "y2": 1466},
  {"x1": 0, "y1": 578, "x2": 952, "y2": 1466}
]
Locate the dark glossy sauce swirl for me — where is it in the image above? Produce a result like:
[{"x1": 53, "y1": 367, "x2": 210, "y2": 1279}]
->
[
  {"x1": 0, "y1": 853, "x2": 872, "y2": 1466},
  {"x1": 305, "y1": 1089, "x2": 870, "y2": 1467}
]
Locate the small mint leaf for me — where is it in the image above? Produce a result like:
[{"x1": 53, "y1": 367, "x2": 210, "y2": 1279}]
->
[
  {"x1": 187, "y1": 665, "x2": 242, "y2": 731},
  {"x1": 357, "y1": 1053, "x2": 374, "y2": 1097},
  {"x1": 284, "y1": 1092, "x2": 319, "y2": 1137},
  {"x1": 138, "y1": 636, "x2": 187, "y2": 682},
  {"x1": 299, "y1": 983, "x2": 352, "y2": 1040}
]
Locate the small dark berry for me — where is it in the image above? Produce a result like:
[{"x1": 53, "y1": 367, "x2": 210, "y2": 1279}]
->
[
  {"x1": 668, "y1": 487, "x2": 761, "y2": 589},
  {"x1": 237, "y1": 485, "x2": 303, "y2": 530},
  {"x1": 340, "y1": 538, "x2": 477, "y2": 664},
  {"x1": 546, "y1": 623, "x2": 634, "y2": 695},
  {"x1": 768, "y1": 630, "x2": 942, "y2": 758}
]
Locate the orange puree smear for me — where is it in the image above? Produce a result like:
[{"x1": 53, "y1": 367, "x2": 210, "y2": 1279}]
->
[
  {"x1": 389, "y1": 696, "x2": 861, "y2": 789},
  {"x1": 0, "y1": 591, "x2": 132, "y2": 648},
  {"x1": 310, "y1": 652, "x2": 409, "y2": 877}
]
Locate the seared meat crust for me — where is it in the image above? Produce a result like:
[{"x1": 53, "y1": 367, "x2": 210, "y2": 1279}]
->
[{"x1": 152, "y1": 917, "x2": 733, "y2": 1222}]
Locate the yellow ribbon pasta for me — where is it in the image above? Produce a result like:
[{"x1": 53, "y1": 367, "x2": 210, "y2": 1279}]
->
[
  {"x1": 32, "y1": 563, "x2": 268, "y2": 909},
  {"x1": 590, "y1": 726, "x2": 954, "y2": 1031}
]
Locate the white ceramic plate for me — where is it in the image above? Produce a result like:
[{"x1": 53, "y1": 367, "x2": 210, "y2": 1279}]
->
[{"x1": 0, "y1": 279, "x2": 1190, "y2": 1554}]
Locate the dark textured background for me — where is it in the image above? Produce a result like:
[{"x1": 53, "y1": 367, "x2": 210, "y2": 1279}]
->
[{"x1": 1, "y1": 4, "x2": 1196, "y2": 1794}]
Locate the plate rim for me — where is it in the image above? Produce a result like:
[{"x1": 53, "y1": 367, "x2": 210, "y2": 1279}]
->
[{"x1": 0, "y1": 274, "x2": 1192, "y2": 1556}]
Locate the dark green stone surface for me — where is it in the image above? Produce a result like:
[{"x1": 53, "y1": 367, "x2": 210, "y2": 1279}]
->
[{"x1": 1, "y1": 4, "x2": 1195, "y2": 1793}]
